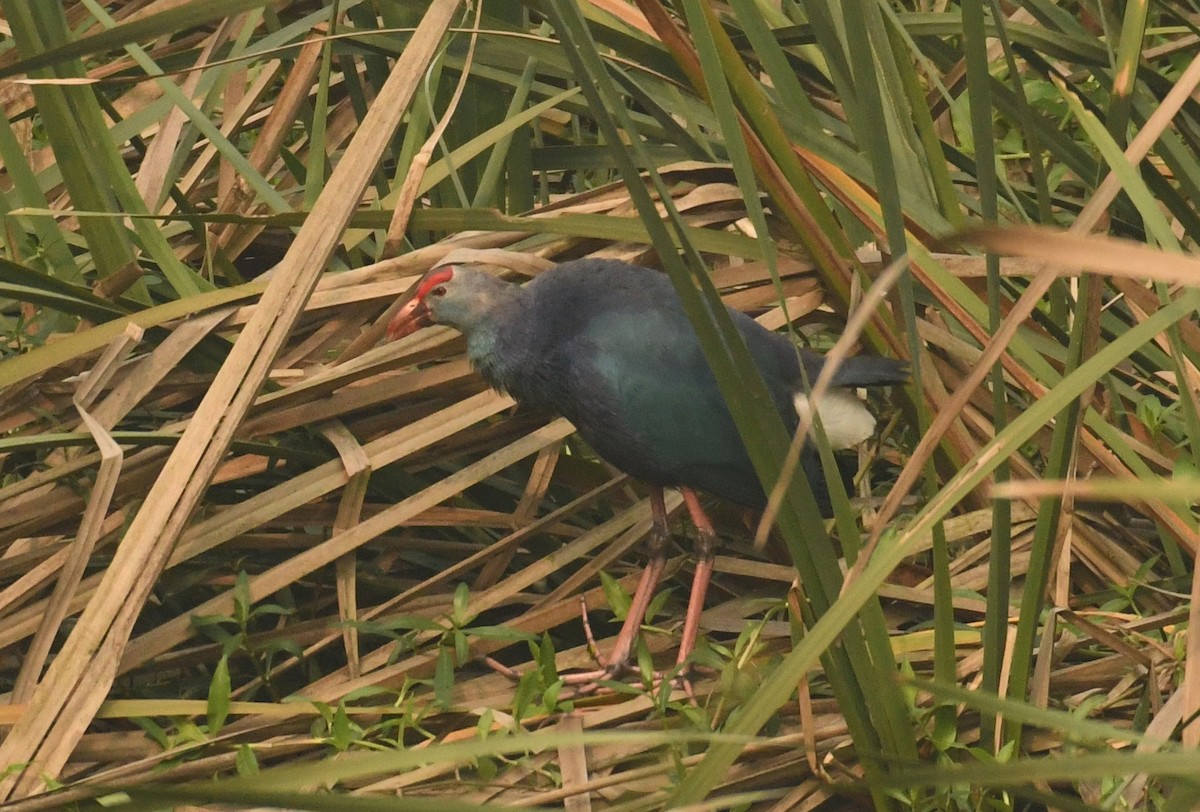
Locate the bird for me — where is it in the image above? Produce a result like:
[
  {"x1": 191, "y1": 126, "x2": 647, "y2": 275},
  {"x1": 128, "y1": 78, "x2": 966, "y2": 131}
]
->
[{"x1": 387, "y1": 258, "x2": 906, "y2": 683}]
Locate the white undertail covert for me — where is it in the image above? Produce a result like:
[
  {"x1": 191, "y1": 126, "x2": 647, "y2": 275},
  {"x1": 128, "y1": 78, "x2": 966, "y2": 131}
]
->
[{"x1": 792, "y1": 390, "x2": 877, "y2": 449}]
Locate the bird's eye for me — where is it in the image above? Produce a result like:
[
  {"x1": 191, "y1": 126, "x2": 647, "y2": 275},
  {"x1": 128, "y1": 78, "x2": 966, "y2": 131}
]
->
[{"x1": 430, "y1": 286, "x2": 447, "y2": 297}]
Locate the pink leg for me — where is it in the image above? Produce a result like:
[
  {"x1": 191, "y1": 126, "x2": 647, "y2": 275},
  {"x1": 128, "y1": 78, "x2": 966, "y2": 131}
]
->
[
  {"x1": 676, "y1": 487, "x2": 718, "y2": 668},
  {"x1": 563, "y1": 487, "x2": 671, "y2": 683}
]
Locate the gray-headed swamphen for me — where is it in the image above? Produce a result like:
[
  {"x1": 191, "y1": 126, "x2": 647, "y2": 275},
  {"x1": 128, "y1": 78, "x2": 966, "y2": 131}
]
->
[{"x1": 387, "y1": 258, "x2": 906, "y2": 682}]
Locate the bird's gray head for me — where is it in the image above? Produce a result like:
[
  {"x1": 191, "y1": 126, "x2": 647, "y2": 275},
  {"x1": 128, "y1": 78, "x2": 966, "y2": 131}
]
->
[{"x1": 387, "y1": 265, "x2": 515, "y2": 339}]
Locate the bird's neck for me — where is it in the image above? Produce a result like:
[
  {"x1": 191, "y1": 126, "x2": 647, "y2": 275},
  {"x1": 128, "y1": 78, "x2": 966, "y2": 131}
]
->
[{"x1": 464, "y1": 285, "x2": 529, "y2": 393}]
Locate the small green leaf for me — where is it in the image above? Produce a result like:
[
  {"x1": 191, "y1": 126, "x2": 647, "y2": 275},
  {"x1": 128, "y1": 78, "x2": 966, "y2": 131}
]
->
[
  {"x1": 719, "y1": 661, "x2": 761, "y2": 703},
  {"x1": 645, "y1": 588, "x2": 672, "y2": 623},
  {"x1": 596, "y1": 678, "x2": 642, "y2": 696},
  {"x1": 542, "y1": 679, "x2": 563, "y2": 711},
  {"x1": 232, "y1": 571, "x2": 251, "y2": 627},
  {"x1": 0, "y1": 763, "x2": 26, "y2": 781},
  {"x1": 235, "y1": 744, "x2": 259, "y2": 776},
  {"x1": 931, "y1": 704, "x2": 958, "y2": 754},
  {"x1": 476, "y1": 708, "x2": 494, "y2": 738},
  {"x1": 466, "y1": 625, "x2": 536, "y2": 642},
  {"x1": 434, "y1": 646, "x2": 454, "y2": 709},
  {"x1": 261, "y1": 638, "x2": 304, "y2": 661},
  {"x1": 535, "y1": 634, "x2": 558, "y2": 684},
  {"x1": 206, "y1": 655, "x2": 231, "y2": 735},
  {"x1": 131, "y1": 716, "x2": 170, "y2": 750},
  {"x1": 176, "y1": 719, "x2": 206, "y2": 744},
  {"x1": 357, "y1": 614, "x2": 444, "y2": 633},
  {"x1": 599, "y1": 571, "x2": 631, "y2": 620},
  {"x1": 512, "y1": 670, "x2": 539, "y2": 723},
  {"x1": 248, "y1": 602, "x2": 292, "y2": 619},
  {"x1": 452, "y1": 582, "x2": 470, "y2": 625},
  {"x1": 310, "y1": 708, "x2": 330, "y2": 738},
  {"x1": 678, "y1": 704, "x2": 710, "y2": 730},
  {"x1": 454, "y1": 629, "x2": 469, "y2": 664},
  {"x1": 898, "y1": 658, "x2": 919, "y2": 708},
  {"x1": 1136, "y1": 395, "x2": 1164, "y2": 434},
  {"x1": 330, "y1": 702, "x2": 355, "y2": 752},
  {"x1": 341, "y1": 685, "x2": 394, "y2": 704},
  {"x1": 476, "y1": 755, "x2": 498, "y2": 784},
  {"x1": 636, "y1": 639, "x2": 654, "y2": 687},
  {"x1": 189, "y1": 614, "x2": 237, "y2": 630}
]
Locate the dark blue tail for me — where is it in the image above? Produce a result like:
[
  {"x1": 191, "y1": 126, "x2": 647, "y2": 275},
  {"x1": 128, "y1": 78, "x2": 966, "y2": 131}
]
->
[{"x1": 826, "y1": 355, "x2": 909, "y2": 388}]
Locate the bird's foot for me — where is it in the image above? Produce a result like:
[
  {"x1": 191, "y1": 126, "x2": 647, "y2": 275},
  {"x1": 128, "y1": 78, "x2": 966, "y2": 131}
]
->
[
  {"x1": 480, "y1": 654, "x2": 628, "y2": 692},
  {"x1": 561, "y1": 663, "x2": 698, "y2": 698},
  {"x1": 557, "y1": 595, "x2": 635, "y2": 688},
  {"x1": 480, "y1": 597, "x2": 637, "y2": 690},
  {"x1": 564, "y1": 600, "x2": 709, "y2": 700},
  {"x1": 488, "y1": 494, "x2": 677, "y2": 695},
  {"x1": 483, "y1": 650, "x2": 706, "y2": 702}
]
